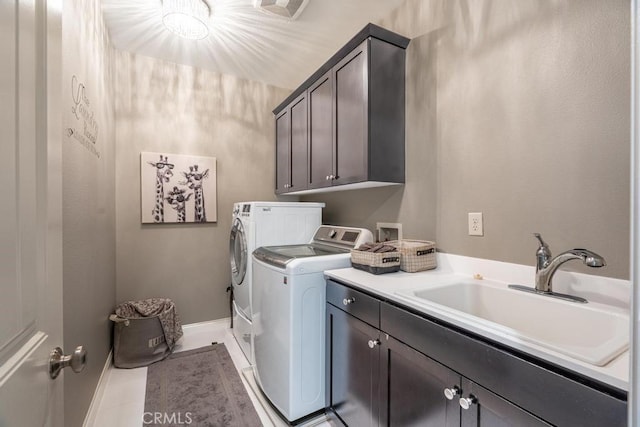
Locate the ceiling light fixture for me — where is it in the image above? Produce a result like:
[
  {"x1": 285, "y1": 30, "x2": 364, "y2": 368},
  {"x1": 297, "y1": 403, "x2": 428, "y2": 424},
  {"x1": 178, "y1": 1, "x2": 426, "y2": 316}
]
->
[{"x1": 162, "y1": 0, "x2": 210, "y2": 40}]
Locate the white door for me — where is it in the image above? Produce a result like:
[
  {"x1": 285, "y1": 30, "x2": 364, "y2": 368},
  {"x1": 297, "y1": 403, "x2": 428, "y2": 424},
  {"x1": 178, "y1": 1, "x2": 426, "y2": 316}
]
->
[{"x1": 0, "y1": 0, "x2": 65, "y2": 425}]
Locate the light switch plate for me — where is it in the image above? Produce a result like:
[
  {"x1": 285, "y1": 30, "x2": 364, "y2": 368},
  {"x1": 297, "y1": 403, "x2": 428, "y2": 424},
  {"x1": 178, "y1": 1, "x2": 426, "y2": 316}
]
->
[{"x1": 468, "y1": 212, "x2": 483, "y2": 236}]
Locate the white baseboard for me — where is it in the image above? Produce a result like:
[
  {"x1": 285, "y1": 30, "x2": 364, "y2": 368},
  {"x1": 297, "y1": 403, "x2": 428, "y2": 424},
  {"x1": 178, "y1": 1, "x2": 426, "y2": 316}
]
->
[
  {"x1": 82, "y1": 349, "x2": 113, "y2": 427},
  {"x1": 181, "y1": 317, "x2": 231, "y2": 330}
]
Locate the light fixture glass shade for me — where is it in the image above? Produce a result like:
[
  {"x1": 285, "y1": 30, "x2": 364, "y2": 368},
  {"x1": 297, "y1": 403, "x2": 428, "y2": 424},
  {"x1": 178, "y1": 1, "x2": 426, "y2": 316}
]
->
[{"x1": 163, "y1": 0, "x2": 210, "y2": 40}]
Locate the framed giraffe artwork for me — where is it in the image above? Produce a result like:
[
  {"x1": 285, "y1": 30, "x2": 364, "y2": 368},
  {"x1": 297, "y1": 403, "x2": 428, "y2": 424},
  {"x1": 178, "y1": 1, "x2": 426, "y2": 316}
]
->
[{"x1": 140, "y1": 152, "x2": 217, "y2": 224}]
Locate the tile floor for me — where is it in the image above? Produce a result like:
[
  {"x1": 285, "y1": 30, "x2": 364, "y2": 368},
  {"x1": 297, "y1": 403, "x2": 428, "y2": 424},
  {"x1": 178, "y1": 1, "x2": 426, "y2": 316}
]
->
[{"x1": 90, "y1": 319, "x2": 330, "y2": 426}]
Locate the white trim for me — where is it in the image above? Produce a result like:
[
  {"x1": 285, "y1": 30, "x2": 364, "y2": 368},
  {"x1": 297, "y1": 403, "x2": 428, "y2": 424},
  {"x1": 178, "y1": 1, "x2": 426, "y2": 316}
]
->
[
  {"x1": 286, "y1": 181, "x2": 403, "y2": 195},
  {"x1": 82, "y1": 350, "x2": 113, "y2": 427},
  {"x1": 181, "y1": 317, "x2": 230, "y2": 330},
  {"x1": 631, "y1": 0, "x2": 639, "y2": 424}
]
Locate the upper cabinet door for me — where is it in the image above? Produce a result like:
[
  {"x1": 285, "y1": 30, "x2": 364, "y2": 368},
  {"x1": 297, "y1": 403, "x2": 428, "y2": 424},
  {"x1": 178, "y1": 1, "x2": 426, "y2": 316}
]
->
[
  {"x1": 275, "y1": 109, "x2": 290, "y2": 193},
  {"x1": 308, "y1": 72, "x2": 334, "y2": 189},
  {"x1": 333, "y1": 40, "x2": 368, "y2": 186},
  {"x1": 289, "y1": 93, "x2": 308, "y2": 192}
]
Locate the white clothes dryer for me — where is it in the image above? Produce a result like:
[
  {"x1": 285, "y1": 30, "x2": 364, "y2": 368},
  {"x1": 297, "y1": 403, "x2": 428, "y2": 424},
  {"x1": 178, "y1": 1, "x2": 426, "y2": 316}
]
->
[{"x1": 229, "y1": 201, "x2": 323, "y2": 364}]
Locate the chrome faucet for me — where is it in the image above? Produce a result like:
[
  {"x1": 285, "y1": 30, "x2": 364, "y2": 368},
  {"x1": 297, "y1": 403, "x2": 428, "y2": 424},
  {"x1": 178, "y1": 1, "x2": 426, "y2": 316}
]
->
[{"x1": 509, "y1": 233, "x2": 606, "y2": 303}]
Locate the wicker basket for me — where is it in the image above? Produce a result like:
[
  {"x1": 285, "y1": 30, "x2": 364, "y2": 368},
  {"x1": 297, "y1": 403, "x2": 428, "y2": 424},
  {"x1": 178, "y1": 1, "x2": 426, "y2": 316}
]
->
[
  {"x1": 350, "y1": 248, "x2": 401, "y2": 275},
  {"x1": 387, "y1": 240, "x2": 437, "y2": 272}
]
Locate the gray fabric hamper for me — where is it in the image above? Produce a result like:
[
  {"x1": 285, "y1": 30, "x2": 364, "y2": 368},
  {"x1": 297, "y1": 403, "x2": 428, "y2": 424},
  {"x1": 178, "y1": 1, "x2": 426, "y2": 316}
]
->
[{"x1": 110, "y1": 298, "x2": 183, "y2": 368}]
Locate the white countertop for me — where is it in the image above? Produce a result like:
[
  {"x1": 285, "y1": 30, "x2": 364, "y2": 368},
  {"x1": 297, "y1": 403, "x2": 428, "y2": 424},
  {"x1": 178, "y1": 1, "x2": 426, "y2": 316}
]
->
[{"x1": 324, "y1": 253, "x2": 630, "y2": 392}]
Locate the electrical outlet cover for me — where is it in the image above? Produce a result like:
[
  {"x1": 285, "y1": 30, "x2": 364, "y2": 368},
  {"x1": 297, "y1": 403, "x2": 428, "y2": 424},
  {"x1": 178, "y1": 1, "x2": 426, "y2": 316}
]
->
[{"x1": 468, "y1": 212, "x2": 483, "y2": 236}]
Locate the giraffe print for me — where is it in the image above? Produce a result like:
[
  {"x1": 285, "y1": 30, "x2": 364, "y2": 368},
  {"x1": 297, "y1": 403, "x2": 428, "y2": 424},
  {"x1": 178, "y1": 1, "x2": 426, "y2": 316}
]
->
[
  {"x1": 165, "y1": 186, "x2": 193, "y2": 223},
  {"x1": 181, "y1": 165, "x2": 209, "y2": 222},
  {"x1": 148, "y1": 155, "x2": 174, "y2": 223}
]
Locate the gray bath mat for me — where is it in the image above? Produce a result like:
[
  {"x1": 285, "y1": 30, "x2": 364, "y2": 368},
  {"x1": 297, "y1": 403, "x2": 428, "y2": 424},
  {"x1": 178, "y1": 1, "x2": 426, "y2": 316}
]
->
[{"x1": 144, "y1": 344, "x2": 261, "y2": 426}]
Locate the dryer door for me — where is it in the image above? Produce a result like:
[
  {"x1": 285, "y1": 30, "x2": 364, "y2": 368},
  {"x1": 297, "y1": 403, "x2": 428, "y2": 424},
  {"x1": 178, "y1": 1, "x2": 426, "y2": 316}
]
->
[{"x1": 230, "y1": 218, "x2": 248, "y2": 286}]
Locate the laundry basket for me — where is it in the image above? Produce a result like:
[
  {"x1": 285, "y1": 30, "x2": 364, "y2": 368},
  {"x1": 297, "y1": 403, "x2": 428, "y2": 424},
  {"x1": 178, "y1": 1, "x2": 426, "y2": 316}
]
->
[{"x1": 110, "y1": 298, "x2": 183, "y2": 368}]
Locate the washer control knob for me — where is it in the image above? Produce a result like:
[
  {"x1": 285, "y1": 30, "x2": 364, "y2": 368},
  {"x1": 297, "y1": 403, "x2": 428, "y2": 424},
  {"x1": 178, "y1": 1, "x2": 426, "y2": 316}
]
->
[{"x1": 329, "y1": 229, "x2": 337, "y2": 238}]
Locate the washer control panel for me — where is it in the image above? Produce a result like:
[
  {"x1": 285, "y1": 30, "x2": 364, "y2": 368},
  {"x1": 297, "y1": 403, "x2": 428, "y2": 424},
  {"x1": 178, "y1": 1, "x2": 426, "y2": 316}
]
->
[{"x1": 313, "y1": 226, "x2": 373, "y2": 249}]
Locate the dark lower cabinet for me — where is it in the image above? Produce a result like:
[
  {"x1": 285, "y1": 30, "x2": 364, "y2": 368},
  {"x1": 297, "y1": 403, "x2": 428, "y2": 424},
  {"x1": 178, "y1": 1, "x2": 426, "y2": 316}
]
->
[
  {"x1": 327, "y1": 304, "x2": 380, "y2": 427},
  {"x1": 380, "y1": 335, "x2": 460, "y2": 427},
  {"x1": 459, "y1": 378, "x2": 551, "y2": 427},
  {"x1": 326, "y1": 279, "x2": 627, "y2": 427}
]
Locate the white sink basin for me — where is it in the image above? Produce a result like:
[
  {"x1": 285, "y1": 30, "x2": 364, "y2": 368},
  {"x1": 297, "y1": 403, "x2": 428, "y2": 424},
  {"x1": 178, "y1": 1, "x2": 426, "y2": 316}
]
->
[{"x1": 395, "y1": 281, "x2": 629, "y2": 366}]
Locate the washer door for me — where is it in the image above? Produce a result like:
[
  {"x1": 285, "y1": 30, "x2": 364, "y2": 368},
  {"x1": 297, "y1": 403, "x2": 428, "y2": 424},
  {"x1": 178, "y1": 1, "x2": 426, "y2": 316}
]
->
[{"x1": 230, "y1": 218, "x2": 247, "y2": 286}]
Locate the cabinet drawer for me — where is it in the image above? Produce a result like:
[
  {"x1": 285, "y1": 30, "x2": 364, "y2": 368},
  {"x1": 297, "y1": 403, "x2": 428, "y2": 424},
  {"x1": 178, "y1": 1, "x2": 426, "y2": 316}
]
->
[{"x1": 326, "y1": 279, "x2": 379, "y2": 328}]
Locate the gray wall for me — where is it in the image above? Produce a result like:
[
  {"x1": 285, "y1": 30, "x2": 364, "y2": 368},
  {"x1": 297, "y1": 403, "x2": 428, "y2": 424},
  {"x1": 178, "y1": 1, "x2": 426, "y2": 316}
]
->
[
  {"x1": 304, "y1": 0, "x2": 630, "y2": 280},
  {"x1": 61, "y1": 0, "x2": 116, "y2": 425},
  {"x1": 114, "y1": 52, "x2": 290, "y2": 324}
]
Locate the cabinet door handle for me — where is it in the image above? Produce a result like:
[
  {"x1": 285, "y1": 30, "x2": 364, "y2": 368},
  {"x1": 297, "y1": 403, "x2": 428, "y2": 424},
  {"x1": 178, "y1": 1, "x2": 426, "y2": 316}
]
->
[
  {"x1": 368, "y1": 339, "x2": 381, "y2": 349},
  {"x1": 459, "y1": 396, "x2": 477, "y2": 410},
  {"x1": 443, "y1": 386, "x2": 461, "y2": 400},
  {"x1": 326, "y1": 175, "x2": 330, "y2": 181},
  {"x1": 342, "y1": 297, "x2": 355, "y2": 306}
]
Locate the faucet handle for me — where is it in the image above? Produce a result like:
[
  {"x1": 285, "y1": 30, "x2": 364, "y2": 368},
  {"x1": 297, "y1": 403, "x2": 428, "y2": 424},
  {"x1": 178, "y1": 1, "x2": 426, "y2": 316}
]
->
[
  {"x1": 533, "y1": 233, "x2": 551, "y2": 270},
  {"x1": 533, "y1": 233, "x2": 548, "y2": 248}
]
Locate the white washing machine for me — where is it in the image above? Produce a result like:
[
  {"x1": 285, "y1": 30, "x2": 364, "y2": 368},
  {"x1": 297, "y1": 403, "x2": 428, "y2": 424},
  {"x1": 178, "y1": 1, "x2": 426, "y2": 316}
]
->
[
  {"x1": 229, "y1": 201, "x2": 323, "y2": 364},
  {"x1": 252, "y1": 225, "x2": 374, "y2": 422}
]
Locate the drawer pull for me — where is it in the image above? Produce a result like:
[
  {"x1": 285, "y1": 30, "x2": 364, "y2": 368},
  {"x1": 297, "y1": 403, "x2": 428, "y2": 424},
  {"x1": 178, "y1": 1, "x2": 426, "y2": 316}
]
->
[
  {"x1": 343, "y1": 297, "x2": 356, "y2": 306},
  {"x1": 368, "y1": 339, "x2": 381, "y2": 349},
  {"x1": 459, "y1": 396, "x2": 477, "y2": 410},
  {"x1": 443, "y1": 386, "x2": 460, "y2": 400}
]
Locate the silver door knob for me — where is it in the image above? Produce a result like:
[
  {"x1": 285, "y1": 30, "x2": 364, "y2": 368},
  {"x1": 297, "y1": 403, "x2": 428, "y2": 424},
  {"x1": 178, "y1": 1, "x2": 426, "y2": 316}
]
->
[
  {"x1": 368, "y1": 339, "x2": 381, "y2": 349},
  {"x1": 49, "y1": 346, "x2": 87, "y2": 379},
  {"x1": 329, "y1": 174, "x2": 335, "y2": 180},
  {"x1": 443, "y1": 386, "x2": 460, "y2": 400},
  {"x1": 343, "y1": 297, "x2": 355, "y2": 305},
  {"x1": 326, "y1": 175, "x2": 330, "y2": 180},
  {"x1": 459, "y1": 396, "x2": 477, "y2": 410}
]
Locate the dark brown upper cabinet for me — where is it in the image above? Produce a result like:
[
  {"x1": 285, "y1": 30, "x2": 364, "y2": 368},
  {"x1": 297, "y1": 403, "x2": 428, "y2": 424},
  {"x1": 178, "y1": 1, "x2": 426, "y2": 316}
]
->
[
  {"x1": 274, "y1": 24, "x2": 410, "y2": 195},
  {"x1": 275, "y1": 92, "x2": 308, "y2": 193}
]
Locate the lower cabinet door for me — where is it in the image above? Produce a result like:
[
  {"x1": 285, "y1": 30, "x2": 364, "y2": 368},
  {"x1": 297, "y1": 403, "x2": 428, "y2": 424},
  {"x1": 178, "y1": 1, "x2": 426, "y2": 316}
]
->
[
  {"x1": 380, "y1": 335, "x2": 461, "y2": 427},
  {"x1": 327, "y1": 304, "x2": 380, "y2": 427},
  {"x1": 459, "y1": 378, "x2": 552, "y2": 427}
]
